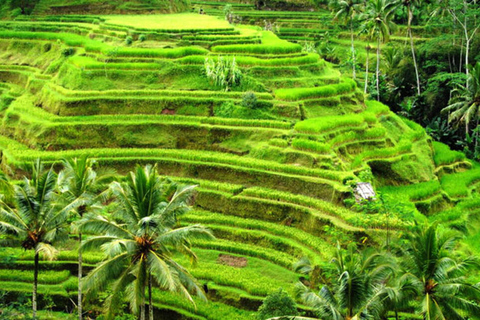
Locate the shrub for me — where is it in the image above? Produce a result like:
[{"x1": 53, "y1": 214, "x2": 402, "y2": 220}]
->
[
  {"x1": 241, "y1": 92, "x2": 258, "y2": 109},
  {"x1": 204, "y1": 56, "x2": 242, "y2": 91},
  {"x1": 138, "y1": 34, "x2": 146, "y2": 42},
  {"x1": 62, "y1": 48, "x2": 75, "y2": 57},
  {"x1": 125, "y1": 36, "x2": 133, "y2": 45},
  {"x1": 257, "y1": 288, "x2": 298, "y2": 320}
]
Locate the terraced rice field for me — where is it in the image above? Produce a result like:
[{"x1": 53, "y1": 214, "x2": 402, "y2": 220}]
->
[{"x1": 0, "y1": 7, "x2": 479, "y2": 319}]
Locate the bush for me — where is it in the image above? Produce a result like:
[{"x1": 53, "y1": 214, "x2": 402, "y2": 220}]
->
[
  {"x1": 125, "y1": 36, "x2": 133, "y2": 45},
  {"x1": 138, "y1": 34, "x2": 146, "y2": 42},
  {"x1": 257, "y1": 288, "x2": 298, "y2": 320},
  {"x1": 241, "y1": 92, "x2": 258, "y2": 109}
]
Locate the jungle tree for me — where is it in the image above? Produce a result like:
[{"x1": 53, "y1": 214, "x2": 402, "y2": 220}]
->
[{"x1": 448, "y1": 0, "x2": 480, "y2": 89}]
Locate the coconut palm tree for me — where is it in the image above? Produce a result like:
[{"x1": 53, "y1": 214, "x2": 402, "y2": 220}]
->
[
  {"x1": 398, "y1": 223, "x2": 480, "y2": 319},
  {"x1": 360, "y1": 0, "x2": 397, "y2": 100},
  {"x1": 295, "y1": 244, "x2": 396, "y2": 319},
  {"x1": 79, "y1": 164, "x2": 214, "y2": 320},
  {"x1": 442, "y1": 62, "x2": 480, "y2": 137},
  {"x1": 0, "y1": 160, "x2": 70, "y2": 319},
  {"x1": 330, "y1": 0, "x2": 362, "y2": 79},
  {"x1": 58, "y1": 157, "x2": 110, "y2": 320}
]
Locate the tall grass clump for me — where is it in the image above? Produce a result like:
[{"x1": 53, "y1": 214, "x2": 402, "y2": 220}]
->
[{"x1": 204, "y1": 56, "x2": 242, "y2": 91}]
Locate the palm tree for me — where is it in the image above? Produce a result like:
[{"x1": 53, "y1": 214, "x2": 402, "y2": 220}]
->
[
  {"x1": 58, "y1": 157, "x2": 108, "y2": 320},
  {"x1": 295, "y1": 244, "x2": 396, "y2": 319},
  {"x1": 0, "y1": 160, "x2": 70, "y2": 319},
  {"x1": 441, "y1": 62, "x2": 480, "y2": 139},
  {"x1": 331, "y1": 0, "x2": 362, "y2": 79},
  {"x1": 79, "y1": 164, "x2": 214, "y2": 320},
  {"x1": 397, "y1": 0, "x2": 422, "y2": 95},
  {"x1": 360, "y1": 0, "x2": 397, "y2": 100},
  {"x1": 398, "y1": 223, "x2": 480, "y2": 319}
]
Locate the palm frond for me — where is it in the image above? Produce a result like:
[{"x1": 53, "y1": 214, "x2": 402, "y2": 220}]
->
[
  {"x1": 147, "y1": 250, "x2": 177, "y2": 291},
  {"x1": 293, "y1": 257, "x2": 313, "y2": 275},
  {"x1": 0, "y1": 208, "x2": 26, "y2": 235},
  {"x1": 35, "y1": 242, "x2": 59, "y2": 261},
  {"x1": 157, "y1": 225, "x2": 214, "y2": 248},
  {"x1": 160, "y1": 184, "x2": 197, "y2": 226},
  {"x1": 103, "y1": 264, "x2": 136, "y2": 320},
  {"x1": 79, "y1": 215, "x2": 132, "y2": 239},
  {"x1": 166, "y1": 258, "x2": 206, "y2": 303},
  {"x1": 131, "y1": 259, "x2": 147, "y2": 316},
  {"x1": 81, "y1": 235, "x2": 124, "y2": 252},
  {"x1": 82, "y1": 252, "x2": 129, "y2": 297}
]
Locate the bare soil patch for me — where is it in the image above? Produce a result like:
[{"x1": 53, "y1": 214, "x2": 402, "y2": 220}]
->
[
  {"x1": 161, "y1": 109, "x2": 176, "y2": 115},
  {"x1": 217, "y1": 254, "x2": 247, "y2": 268}
]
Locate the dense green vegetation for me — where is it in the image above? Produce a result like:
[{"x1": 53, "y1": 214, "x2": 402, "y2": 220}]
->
[{"x1": 0, "y1": 0, "x2": 479, "y2": 319}]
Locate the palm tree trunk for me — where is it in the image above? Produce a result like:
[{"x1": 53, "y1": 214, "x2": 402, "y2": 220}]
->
[
  {"x1": 408, "y1": 5, "x2": 421, "y2": 95},
  {"x1": 364, "y1": 44, "x2": 369, "y2": 94},
  {"x1": 376, "y1": 36, "x2": 380, "y2": 101},
  {"x1": 78, "y1": 233, "x2": 83, "y2": 320},
  {"x1": 140, "y1": 302, "x2": 145, "y2": 320},
  {"x1": 350, "y1": 19, "x2": 356, "y2": 80},
  {"x1": 33, "y1": 252, "x2": 39, "y2": 319},
  {"x1": 148, "y1": 273, "x2": 153, "y2": 320}
]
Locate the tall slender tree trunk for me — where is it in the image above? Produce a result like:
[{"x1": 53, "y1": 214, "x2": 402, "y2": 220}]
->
[
  {"x1": 350, "y1": 19, "x2": 356, "y2": 80},
  {"x1": 140, "y1": 302, "x2": 145, "y2": 320},
  {"x1": 464, "y1": 28, "x2": 470, "y2": 90},
  {"x1": 408, "y1": 5, "x2": 421, "y2": 95},
  {"x1": 376, "y1": 36, "x2": 380, "y2": 101},
  {"x1": 33, "y1": 252, "x2": 39, "y2": 319},
  {"x1": 459, "y1": 39, "x2": 464, "y2": 74},
  {"x1": 148, "y1": 274, "x2": 153, "y2": 320},
  {"x1": 364, "y1": 44, "x2": 370, "y2": 94},
  {"x1": 463, "y1": 0, "x2": 469, "y2": 89},
  {"x1": 78, "y1": 233, "x2": 83, "y2": 320}
]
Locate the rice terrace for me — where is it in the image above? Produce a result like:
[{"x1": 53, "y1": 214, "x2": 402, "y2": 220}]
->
[{"x1": 0, "y1": 0, "x2": 480, "y2": 319}]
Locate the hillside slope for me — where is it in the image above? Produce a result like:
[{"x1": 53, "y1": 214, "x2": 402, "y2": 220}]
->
[{"x1": 0, "y1": 10, "x2": 479, "y2": 320}]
